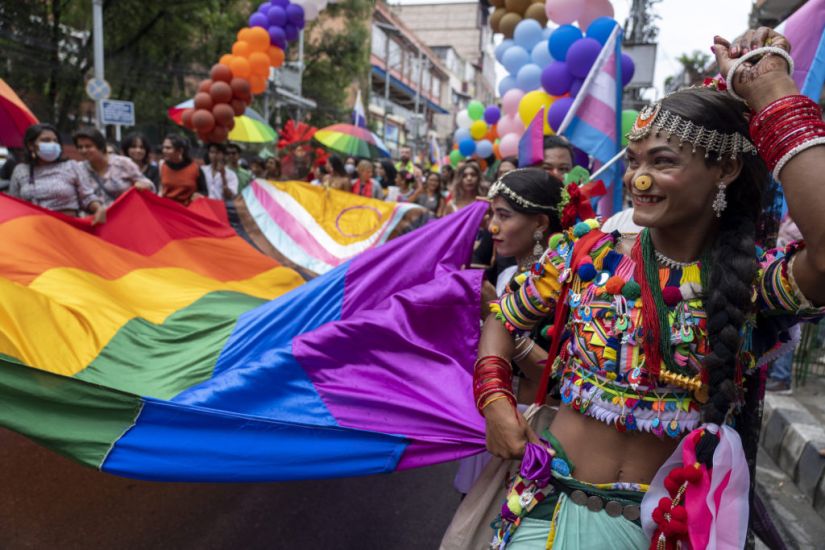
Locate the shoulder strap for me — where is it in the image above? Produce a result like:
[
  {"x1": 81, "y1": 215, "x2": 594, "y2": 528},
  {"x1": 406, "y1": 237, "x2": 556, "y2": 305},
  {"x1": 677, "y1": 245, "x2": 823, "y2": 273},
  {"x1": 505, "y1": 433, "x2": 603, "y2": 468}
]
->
[
  {"x1": 534, "y1": 229, "x2": 607, "y2": 404},
  {"x1": 86, "y1": 164, "x2": 119, "y2": 202}
]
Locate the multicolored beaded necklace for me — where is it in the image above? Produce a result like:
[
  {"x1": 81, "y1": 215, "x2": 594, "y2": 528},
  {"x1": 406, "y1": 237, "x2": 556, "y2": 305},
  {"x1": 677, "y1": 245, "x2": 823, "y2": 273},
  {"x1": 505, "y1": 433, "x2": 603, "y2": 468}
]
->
[{"x1": 634, "y1": 229, "x2": 711, "y2": 390}]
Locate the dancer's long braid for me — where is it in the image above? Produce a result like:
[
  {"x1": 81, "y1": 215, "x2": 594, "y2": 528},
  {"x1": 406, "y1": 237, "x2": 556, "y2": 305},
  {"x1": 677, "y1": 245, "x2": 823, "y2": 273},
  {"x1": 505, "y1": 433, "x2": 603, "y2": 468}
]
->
[
  {"x1": 695, "y1": 182, "x2": 760, "y2": 466},
  {"x1": 659, "y1": 88, "x2": 773, "y2": 467}
]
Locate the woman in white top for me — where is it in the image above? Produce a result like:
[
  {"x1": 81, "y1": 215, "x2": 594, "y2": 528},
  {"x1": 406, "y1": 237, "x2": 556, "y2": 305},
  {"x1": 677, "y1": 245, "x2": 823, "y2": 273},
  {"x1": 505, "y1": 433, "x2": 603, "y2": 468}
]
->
[{"x1": 201, "y1": 142, "x2": 238, "y2": 201}]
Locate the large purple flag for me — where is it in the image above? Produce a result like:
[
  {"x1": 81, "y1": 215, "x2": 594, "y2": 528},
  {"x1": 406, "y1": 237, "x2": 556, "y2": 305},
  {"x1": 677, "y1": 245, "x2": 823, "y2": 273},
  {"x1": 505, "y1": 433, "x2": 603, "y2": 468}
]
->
[{"x1": 104, "y1": 202, "x2": 491, "y2": 481}]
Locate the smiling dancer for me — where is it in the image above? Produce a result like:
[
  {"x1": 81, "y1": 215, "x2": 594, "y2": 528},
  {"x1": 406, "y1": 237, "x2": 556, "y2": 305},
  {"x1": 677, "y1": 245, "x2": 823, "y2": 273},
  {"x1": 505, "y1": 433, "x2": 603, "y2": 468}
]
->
[{"x1": 475, "y1": 27, "x2": 825, "y2": 549}]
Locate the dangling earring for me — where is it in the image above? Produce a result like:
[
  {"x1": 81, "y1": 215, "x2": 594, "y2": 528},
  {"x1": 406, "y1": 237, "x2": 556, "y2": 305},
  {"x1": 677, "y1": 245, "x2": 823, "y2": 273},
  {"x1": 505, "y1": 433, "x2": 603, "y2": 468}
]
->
[
  {"x1": 532, "y1": 230, "x2": 544, "y2": 257},
  {"x1": 712, "y1": 181, "x2": 728, "y2": 217}
]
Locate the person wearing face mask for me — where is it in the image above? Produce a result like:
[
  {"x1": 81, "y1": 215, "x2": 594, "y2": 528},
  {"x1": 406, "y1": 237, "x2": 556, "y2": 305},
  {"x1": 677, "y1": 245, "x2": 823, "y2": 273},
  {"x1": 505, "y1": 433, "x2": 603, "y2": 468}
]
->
[
  {"x1": 344, "y1": 157, "x2": 356, "y2": 177},
  {"x1": 8, "y1": 123, "x2": 106, "y2": 224}
]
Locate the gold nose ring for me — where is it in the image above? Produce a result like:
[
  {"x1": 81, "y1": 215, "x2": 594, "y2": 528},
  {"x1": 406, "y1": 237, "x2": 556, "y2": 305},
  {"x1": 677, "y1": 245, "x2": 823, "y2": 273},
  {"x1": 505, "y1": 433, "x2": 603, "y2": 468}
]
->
[
  {"x1": 633, "y1": 174, "x2": 652, "y2": 191},
  {"x1": 490, "y1": 224, "x2": 500, "y2": 235}
]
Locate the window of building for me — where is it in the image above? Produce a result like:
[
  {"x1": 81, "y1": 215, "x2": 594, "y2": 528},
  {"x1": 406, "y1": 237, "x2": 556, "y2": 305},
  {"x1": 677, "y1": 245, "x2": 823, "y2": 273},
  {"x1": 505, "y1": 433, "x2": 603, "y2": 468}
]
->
[{"x1": 371, "y1": 25, "x2": 387, "y2": 59}]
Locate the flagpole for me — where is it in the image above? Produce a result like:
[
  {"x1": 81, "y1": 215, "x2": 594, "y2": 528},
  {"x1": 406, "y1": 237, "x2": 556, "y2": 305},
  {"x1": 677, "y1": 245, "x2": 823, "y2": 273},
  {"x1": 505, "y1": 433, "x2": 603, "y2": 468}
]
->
[{"x1": 589, "y1": 147, "x2": 627, "y2": 181}]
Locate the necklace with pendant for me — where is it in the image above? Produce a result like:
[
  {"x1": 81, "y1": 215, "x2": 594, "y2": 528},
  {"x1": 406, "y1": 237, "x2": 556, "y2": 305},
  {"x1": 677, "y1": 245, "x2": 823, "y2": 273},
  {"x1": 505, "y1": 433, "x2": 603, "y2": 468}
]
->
[{"x1": 653, "y1": 249, "x2": 699, "y2": 269}]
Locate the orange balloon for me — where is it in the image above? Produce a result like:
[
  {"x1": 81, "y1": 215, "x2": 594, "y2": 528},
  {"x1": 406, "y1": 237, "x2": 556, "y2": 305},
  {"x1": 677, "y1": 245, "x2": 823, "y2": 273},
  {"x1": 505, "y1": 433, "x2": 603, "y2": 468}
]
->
[
  {"x1": 247, "y1": 27, "x2": 270, "y2": 52},
  {"x1": 267, "y1": 46, "x2": 285, "y2": 68},
  {"x1": 485, "y1": 125, "x2": 498, "y2": 141},
  {"x1": 219, "y1": 54, "x2": 234, "y2": 67},
  {"x1": 229, "y1": 56, "x2": 251, "y2": 79},
  {"x1": 237, "y1": 27, "x2": 253, "y2": 44},
  {"x1": 493, "y1": 142, "x2": 501, "y2": 159},
  {"x1": 249, "y1": 51, "x2": 270, "y2": 76},
  {"x1": 232, "y1": 41, "x2": 252, "y2": 58},
  {"x1": 249, "y1": 75, "x2": 267, "y2": 95}
]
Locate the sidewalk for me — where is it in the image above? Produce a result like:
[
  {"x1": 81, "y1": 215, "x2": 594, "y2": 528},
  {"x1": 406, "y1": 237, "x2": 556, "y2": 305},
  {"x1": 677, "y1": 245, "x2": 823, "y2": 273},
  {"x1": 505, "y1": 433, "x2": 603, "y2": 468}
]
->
[{"x1": 760, "y1": 373, "x2": 825, "y2": 526}]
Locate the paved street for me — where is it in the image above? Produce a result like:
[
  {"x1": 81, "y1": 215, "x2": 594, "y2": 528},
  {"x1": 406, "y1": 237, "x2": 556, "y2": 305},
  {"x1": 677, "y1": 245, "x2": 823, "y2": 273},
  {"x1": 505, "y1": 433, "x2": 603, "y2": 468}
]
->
[
  {"x1": 6, "y1": 422, "x2": 825, "y2": 550},
  {"x1": 1, "y1": 429, "x2": 461, "y2": 550}
]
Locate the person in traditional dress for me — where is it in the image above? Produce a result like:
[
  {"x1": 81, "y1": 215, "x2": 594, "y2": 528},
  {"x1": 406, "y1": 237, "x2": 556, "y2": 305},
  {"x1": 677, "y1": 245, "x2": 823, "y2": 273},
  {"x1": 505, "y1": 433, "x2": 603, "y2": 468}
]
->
[{"x1": 477, "y1": 28, "x2": 825, "y2": 549}]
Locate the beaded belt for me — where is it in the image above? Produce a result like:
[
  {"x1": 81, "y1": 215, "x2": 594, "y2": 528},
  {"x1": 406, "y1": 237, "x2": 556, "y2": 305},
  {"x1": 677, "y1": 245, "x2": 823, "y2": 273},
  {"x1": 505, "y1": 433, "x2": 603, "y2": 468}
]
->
[{"x1": 550, "y1": 478, "x2": 642, "y2": 523}]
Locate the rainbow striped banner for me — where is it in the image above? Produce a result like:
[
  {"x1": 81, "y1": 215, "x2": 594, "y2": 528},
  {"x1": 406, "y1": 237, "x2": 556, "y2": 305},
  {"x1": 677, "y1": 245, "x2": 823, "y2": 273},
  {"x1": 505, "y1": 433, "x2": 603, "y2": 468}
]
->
[
  {"x1": 237, "y1": 179, "x2": 424, "y2": 276},
  {"x1": 0, "y1": 189, "x2": 487, "y2": 481}
]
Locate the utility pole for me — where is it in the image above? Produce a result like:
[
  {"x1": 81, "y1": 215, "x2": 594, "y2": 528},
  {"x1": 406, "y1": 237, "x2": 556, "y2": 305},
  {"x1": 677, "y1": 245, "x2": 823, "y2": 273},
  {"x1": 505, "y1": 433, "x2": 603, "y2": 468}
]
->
[
  {"x1": 375, "y1": 22, "x2": 398, "y2": 147},
  {"x1": 92, "y1": 0, "x2": 104, "y2": 131},
  {"x1": 412, "y1": 49, "x2": 424, "y2": 160},
  {"x1": 296, "y1": 29, "x2": 305, "y2": 121}
]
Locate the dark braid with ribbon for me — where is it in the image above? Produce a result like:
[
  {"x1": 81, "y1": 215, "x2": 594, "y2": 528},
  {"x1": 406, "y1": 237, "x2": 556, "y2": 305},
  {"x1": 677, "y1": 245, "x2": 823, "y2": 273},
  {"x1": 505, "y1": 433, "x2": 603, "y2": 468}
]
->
[{"x1": 658, "y1": 88, "x2": 773, "y2": 470}]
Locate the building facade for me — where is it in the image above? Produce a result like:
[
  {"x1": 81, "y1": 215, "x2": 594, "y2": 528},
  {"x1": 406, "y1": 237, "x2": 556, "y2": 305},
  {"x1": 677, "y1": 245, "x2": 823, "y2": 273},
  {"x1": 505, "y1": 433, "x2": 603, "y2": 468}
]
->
[
  {"x1": 368, "y1": 2, "x2": 451, "y2": 160},
  {"x1": 390, "y1": 1, "x2": 496, "y2": 104}
]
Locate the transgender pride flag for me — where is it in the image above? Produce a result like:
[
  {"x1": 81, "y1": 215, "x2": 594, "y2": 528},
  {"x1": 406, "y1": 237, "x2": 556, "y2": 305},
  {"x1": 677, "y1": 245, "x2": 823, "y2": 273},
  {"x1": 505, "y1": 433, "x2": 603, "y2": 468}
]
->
[
  {"x1": 778, "y1": 0, "x2": 825, "y2": 100},
  {"x1": 557, "y1": 25, "x2": 623, "y2": 214}
]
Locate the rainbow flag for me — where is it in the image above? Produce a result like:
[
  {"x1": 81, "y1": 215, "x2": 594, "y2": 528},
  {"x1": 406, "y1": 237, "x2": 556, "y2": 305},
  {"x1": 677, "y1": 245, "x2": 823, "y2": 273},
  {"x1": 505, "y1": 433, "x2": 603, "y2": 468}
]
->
[
  {"x1": 0, "y1": 190, "x2": 487, "y2": 481},
  {"x1": 236, "y1": 179, "x2": 425, "y2": 276}
]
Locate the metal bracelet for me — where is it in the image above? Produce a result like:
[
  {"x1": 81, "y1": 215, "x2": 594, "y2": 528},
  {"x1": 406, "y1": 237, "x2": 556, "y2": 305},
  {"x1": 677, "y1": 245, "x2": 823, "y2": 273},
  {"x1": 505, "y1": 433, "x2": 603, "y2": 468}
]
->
[{"x1": 726, "y1": 46, "x2": 794, "y2": 103}]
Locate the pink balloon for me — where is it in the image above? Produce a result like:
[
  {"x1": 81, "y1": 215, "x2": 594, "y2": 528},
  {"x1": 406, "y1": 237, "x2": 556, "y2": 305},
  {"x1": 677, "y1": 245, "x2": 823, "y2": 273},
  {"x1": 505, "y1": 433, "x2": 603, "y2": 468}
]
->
[
  {"x1": 497, "y1": 114, "x2": 514, "y2": 136},
  {"x1": 510, "y1": 115, "x2": 526, "y2": 136},
  {"x1": 502, "y1": 88, "x2": 525, "y2": 116},
  {"x1": 577, "y1": 0, "x2": 614, "y2": 30},
  {"x1": 499, "y1": 133, "x2": 521, "y2": 158},
  {"x1": 545, "y1": 0, "x2": 583, "y2": 25}
]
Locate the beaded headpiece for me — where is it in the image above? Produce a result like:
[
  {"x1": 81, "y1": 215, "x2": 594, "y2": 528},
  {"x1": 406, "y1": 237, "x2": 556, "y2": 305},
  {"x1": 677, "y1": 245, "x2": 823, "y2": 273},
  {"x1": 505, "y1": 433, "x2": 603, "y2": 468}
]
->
[
  {"x1": 627, "y1": 102, "x2": 757, "y2": 160},
  {"x1": 487, "y1": 169, "x2": 558, "y2": 211}
]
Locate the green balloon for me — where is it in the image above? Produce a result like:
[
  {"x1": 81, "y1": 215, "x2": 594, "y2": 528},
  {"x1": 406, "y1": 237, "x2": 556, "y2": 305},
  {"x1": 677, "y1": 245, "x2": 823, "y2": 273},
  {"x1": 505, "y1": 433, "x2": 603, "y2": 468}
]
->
[
  {"x1": 449, "y1": 149, "x2": 464, "y2": 167},
  {"x1": 467, "y1": 100, "x2": 485, "y2": 121},
  {"x1": 621, "y1": 109, "x2": 639, "y2": 147}
]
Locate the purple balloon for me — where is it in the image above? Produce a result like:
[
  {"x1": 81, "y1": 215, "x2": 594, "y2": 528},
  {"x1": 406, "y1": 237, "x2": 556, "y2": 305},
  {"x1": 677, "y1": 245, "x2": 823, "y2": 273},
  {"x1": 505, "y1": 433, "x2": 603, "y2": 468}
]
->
[
  {"x1": 621, "y1": 53, "x2": 635, "y2": 87},
  {"x1": 484, "y1": 105, "x2": 501, "y2": 125},
  {"x1": 257, "y1": 1, "x2": 271, "y2": 12},
  {"x1": 269, "y1": 26, "x2": 287, "y2": 49},
  {"x1": 286, "y1": 4, "x2": 304, "y2": 25},
  {"x1": 249, "y1": 12, "x2": 269, "y2": 28},
  {"x1": 547, "y1": 97, "x2": 574, "y2": 132},
  {"x1": 267, "y1": 5, "x2": 287, "y2": 27},
  {"x1": 284, "y1": 23, "x2": 299, "y2": 42},
  {"x1": 569, "y1": 77, "x2": 585, "y2": 97},
  {"x1": 541, "y1": 61, "x2": 574, "y2": 96},
  {"x1": 565, "y1": 37, "x2": 602, "y2": 79}
]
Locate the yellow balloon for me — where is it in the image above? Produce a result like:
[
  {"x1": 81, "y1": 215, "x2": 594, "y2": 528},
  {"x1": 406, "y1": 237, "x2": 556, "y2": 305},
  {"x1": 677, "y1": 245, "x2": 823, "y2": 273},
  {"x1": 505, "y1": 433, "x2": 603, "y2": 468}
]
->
[
  {"x1": 517, "y1": 90, "x2": 557, "y2": 135},
  {"x1": 470, "y1": 120, "x2": 488, "y2": 140}
]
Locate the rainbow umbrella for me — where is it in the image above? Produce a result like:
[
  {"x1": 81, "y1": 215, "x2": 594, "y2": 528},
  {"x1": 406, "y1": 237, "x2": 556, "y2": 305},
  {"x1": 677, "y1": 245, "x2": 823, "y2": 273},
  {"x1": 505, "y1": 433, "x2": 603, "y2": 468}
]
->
[
  {"x1": 0, "y1": 79, "x2": 39, "y2": 148},
  {"x1": 167, "y1": 100, "x2": 276, "y2": 143},
  {"x1": 314, "y1": 123, "x2": 390, "y2": 159}
]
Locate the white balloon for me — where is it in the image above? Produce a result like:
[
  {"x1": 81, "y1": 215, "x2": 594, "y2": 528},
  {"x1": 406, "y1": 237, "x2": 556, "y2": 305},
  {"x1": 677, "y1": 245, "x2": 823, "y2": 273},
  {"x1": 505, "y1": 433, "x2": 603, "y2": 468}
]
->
[
  {"x1": 302, "y1": 1, "x2": 320, "y2": 20},
  {"x1": 456, "y1": 109, "x2": 473, "y2": 129}
]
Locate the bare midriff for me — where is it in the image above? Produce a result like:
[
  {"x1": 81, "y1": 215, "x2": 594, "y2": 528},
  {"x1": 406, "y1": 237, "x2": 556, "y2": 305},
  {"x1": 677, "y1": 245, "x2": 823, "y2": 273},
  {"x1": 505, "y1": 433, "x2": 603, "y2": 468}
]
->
[{"x1": 549, "y1": 405, "x2": 681, "y2": 485}]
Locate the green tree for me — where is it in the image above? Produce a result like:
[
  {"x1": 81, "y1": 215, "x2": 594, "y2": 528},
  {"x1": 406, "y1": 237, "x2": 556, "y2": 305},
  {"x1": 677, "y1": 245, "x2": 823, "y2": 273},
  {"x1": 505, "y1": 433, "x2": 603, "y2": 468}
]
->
[
  {"x1": 0, "y1": 1, "x2": 246, "y2": 141},
  {"x1": 300, "y1": 0, "x2": 372, "y2": 128}
]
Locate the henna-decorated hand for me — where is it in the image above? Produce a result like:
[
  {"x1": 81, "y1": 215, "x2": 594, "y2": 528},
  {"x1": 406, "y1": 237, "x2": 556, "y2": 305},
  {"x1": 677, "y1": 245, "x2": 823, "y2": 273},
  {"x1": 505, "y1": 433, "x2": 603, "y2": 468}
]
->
[{"x1": 713, "y1": 27, "x2": 798, "y2": 110}]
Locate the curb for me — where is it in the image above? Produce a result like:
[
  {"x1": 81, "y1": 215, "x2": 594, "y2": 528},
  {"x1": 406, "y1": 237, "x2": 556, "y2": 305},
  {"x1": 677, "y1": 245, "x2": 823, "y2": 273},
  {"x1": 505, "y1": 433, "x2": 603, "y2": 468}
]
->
[{"x1": 760, "y1": 393, "x2": 825, "y2": 516}]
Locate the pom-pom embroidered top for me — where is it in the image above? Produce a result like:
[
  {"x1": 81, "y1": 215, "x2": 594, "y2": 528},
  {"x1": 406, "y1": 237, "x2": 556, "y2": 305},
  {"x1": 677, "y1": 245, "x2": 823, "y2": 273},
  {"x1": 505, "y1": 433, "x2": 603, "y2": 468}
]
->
[{"x1": 491, "y1": 219, "x2": 824, "y2": 437}]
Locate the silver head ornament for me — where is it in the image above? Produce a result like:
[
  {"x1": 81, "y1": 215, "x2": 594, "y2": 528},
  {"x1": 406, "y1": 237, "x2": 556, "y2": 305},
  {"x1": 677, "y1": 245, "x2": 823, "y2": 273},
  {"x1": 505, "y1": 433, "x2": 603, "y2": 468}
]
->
[{"x1": 626, "y1": 102, "x2": 757, "y2": 161}]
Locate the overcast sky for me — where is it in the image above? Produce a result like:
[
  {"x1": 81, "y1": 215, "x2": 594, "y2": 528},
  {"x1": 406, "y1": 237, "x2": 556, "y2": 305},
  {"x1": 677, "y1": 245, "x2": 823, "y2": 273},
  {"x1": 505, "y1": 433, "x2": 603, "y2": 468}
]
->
[{"x1": 391, "y1": 0, "x2": 754, "y2": 97}]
